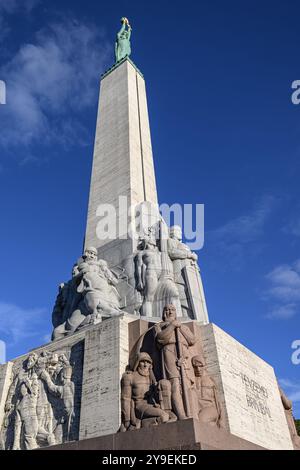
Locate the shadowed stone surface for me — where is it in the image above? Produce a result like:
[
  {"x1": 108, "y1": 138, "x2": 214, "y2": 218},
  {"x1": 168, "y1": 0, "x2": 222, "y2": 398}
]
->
[{"x1": 42, "y1": 419, "x2": 265, "y2": 451}]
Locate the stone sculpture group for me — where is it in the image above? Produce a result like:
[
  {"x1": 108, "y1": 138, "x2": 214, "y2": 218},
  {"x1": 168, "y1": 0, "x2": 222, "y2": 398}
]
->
[
  {"x1": 134, "y1": 221, "x2": 205, "y2": 320},
  {"x1": 52, "y1": 246, "x2": 122, "y2": 340},
  {"x1": 51, "y1": 221, "x2": 206, "y2": 341},
  {"x1": 120, "y1": 304, "x2": 223, "y2": 431}
]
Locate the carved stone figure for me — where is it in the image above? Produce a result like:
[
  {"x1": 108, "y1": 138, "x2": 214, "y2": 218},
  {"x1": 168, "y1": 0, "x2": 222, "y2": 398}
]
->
[
  {"x1": 154, "y1": 221, "x2": 182, "y2": 318},
  {"x1": 115, "y1": 17, "x2": 132, "y2": 63},
  {"x1": 154, "y1": 304, "x2": 196, "y2": 420},
  {"x1": 169, "y1": 226, "x2": 198, "y2": 264},
  {"x1": 52, "y1": 266, "x2": 81, "y2": 332},
  {"x1": 40, "y1": 364, "x2": 75, "y2": 442},
  {"x1": 120, "y1": 352, "x2": 175, "y2": 431},
  {"x1": 279, "y1": 387, "x2": 300, "y2": 450},
  {"x1": 168, "y1": 225, "x2": 209, "y2": 322},
  {"x1": 3, "y1": 351, "x2": 76, "y2": 450},
  {"x1": 4, "y1": 352, "x2": 57, "y2": 450},
  {"x1": 52, "y1": 247, "x2": 122, "y2": 340},
  {"x1": 5, "y1": 353, "x2": 40, "y2": 450},
  {"x1": 191, "y1": 355, "x2": 223, "y2": 427},
  {"x1": 168, "y1": 225, "x2": 197, "y2": 318},
  {"x1": 135, "y1": 232, "x2": 162, "y2": 317},
  {"x1": 134, "y1": 222, "x2": 182, "y2": 318},
  {"x1": 76, "y1": 248, "x2": 120, "y2": 318}
]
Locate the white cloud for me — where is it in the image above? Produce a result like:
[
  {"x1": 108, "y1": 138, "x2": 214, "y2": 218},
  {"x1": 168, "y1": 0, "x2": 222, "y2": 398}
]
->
[
  {"x1": 0, "y1": 301, "x2": 48, "y2": 345},
  {"x1": 211, "y1": 195, "x2": 275, "y2": 243},
  {"x1": 208, "y1": 195, "x2": 276, "y2": 270},
  {"x1": 0, "y1": 0, "x2": 19, "y2": 14},
  {"x1": 266, "y1": 261, "x2": 300, "y2": 299},
  {"x1": 0, "y1": 0, "x2": 40, "y2": 15},
  {"x1": 0, "y1": 0, "x2": 40, "y2": 42},
  {"x1": 43, "y1": 333, "x2": 51, "y2": 343},
  {"x1": 264, "y1": 260, "x2": 300, "y2": 320},
  {"x1": 0, "y1": 19, "x2": 110, "y2": 149},
  {"x1": 266, "y1": 303, "x2": 298, "y2": 320},
  {"x1": 279, "y1": 378, "x2": 300, "y2": 403}
]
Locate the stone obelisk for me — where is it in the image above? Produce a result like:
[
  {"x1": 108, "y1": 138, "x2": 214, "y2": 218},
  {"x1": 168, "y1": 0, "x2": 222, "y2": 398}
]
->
[
  {"x1": 84, "y1": 19, "x2": 209, "y2": 321},
  {"x1": 85, "y1": 58, "x2": 158, "y2": 266}
]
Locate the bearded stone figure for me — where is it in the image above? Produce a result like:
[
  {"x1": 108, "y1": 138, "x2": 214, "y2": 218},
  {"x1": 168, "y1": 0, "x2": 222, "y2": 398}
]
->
[{"x1": 154, "y1": 304, "x2": 196, "y2": 420}]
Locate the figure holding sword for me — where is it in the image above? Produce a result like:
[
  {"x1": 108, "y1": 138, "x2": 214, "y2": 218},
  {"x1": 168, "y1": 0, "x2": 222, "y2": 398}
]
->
[{"x1": 155, "y1": 304, "x2": 196, "y2": 420}]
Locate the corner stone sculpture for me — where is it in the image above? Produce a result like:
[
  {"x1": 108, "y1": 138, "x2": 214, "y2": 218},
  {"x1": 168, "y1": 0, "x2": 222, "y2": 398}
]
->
[
  {"x1": 52, "y1": 247, "x2": 122, "y2": 340},
  {"x1": 2, "y1": 351, "x2": 76, "y2": 450},
  {"x1": 115, "y1": 17, "x2": 132, "y2": 63},
  {"x1": 280, "y1": 387, "x2": 300, "y2": 450},
  {"x1": 120, "y1": 304, "x2": 224, "y2": 431},
  {"x1": 191, "y1": 355, "x2": 223, "y2": 426}
]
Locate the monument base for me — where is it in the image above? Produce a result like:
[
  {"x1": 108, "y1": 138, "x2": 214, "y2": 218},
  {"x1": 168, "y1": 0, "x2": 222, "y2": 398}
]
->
[
  {"x1": 0, "y1": 317, "x2": 295, "y2": 451},
  {"x1": 42, "y1": 419, "x2": 265, "y2": 451}
]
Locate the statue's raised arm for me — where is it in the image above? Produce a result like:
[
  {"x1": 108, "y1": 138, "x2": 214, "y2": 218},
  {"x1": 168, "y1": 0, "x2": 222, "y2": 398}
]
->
[{"x1": 115, "y1": 17, "x2": 132, "y2": 63}]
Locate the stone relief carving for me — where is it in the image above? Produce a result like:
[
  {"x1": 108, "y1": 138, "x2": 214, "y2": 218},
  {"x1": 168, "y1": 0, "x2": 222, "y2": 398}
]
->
[
  {"x1": 2, "y1": 351, "x2": 76, "y2": 450},
  {"x1": 191, "y1": 355, "x2": 223, "y2": 426},
  {"x1": 154, "y1": 304, "x2": 196, "y2": 420},
  {"x1": 52, "y1": 247, "x2": 122, "y2": 340},
  {"x1": 120, "y1": 304, "x2": 223, "y2": 430},
  {"x1": 279, "y1": 387, "x2": 300, "y2": 450},
  {"x1": 120, "y1": 352, "x2": 176, "y2": 431}
]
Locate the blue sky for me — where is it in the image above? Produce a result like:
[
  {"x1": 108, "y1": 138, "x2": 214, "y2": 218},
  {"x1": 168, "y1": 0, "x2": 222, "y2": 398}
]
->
[{"x1": 0, "y1": 0, "x2": 300, "y2": 416}]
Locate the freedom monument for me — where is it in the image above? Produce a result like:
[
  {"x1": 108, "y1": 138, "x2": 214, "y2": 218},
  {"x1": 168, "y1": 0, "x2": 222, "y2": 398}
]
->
[{"x1": 0, "y1": 18, "x2": 299, "y2": 451}]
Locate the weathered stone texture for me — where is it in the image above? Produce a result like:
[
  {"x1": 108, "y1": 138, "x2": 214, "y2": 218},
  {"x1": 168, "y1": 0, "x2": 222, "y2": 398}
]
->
[
  {"x1": 79, "y1": 315, "x2": 135, "y2": 440},
  {"x1": 200, "y1": 323, "x2": 293, "y2": 450},
  {"x1": 43, "y1": 418, "x2": 266, "y2": 451},
  {"x1": 0, "y1": 361, "x2": 13, "y2": 446}
]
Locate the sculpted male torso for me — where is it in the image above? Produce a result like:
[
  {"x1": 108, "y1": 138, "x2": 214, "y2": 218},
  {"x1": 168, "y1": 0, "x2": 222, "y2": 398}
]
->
[{"x1": 136, "y1": 237, "x2": 162, "y2": 317}]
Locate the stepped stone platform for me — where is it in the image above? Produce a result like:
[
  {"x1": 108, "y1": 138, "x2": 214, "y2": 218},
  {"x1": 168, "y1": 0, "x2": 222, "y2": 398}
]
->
[{"x1": 42, "y1": 418, "x2": 265, "y2": 451}]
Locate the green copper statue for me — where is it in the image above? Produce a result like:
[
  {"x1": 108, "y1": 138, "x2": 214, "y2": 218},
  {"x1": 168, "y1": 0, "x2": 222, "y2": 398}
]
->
[{"x1": 115, "y1": 17, "x2": 132, "y2": 63}]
